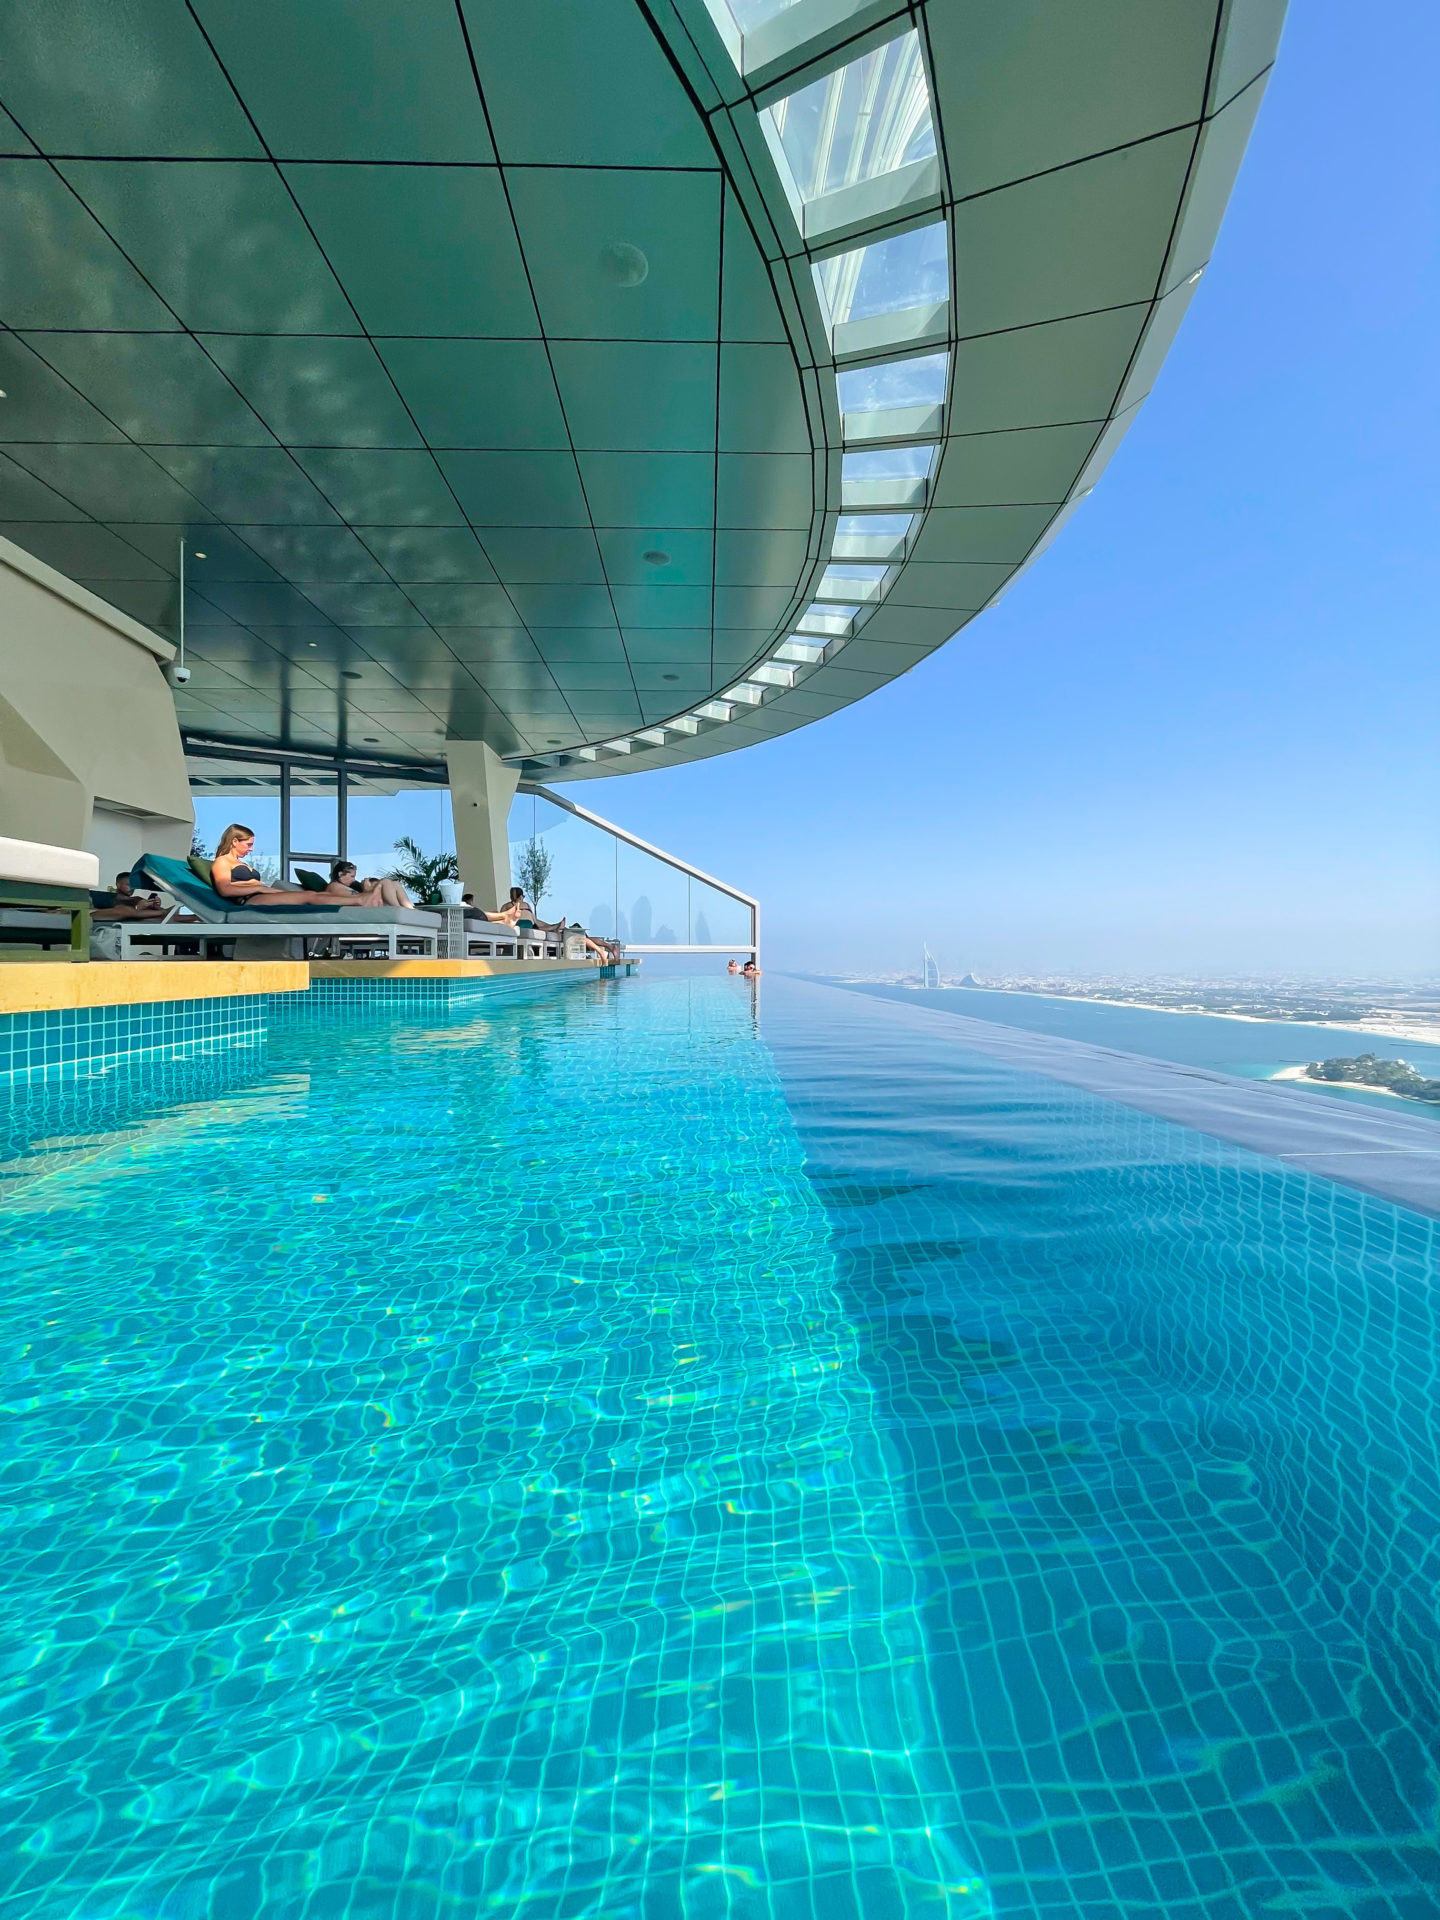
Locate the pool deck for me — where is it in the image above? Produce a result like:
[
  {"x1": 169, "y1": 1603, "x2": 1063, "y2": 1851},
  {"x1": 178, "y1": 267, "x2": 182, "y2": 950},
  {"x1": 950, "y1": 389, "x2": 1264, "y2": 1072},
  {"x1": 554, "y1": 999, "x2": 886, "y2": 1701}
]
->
[{"x1": 0, "y1": 955, "x2": 603, "y2": 1016}]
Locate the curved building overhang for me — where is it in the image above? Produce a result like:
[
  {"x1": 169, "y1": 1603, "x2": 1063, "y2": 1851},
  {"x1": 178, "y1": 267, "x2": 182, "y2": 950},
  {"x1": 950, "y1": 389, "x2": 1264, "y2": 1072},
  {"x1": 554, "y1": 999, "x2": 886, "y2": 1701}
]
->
[{"x1": 0, "y1": 0, "x2": 1284, "y2": 786}]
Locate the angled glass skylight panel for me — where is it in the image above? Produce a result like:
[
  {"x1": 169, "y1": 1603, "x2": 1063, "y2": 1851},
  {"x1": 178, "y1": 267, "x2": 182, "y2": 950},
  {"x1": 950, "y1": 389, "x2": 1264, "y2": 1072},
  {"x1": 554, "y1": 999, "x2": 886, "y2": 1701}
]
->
[
  {"x1": 832, "y1": 512, "x2": 912, "y2": 561},
  {"x1": 776, "y1": 637, "x2": 825, "y2": 664},
  {"x1": 749, "y1": 662, "x2": 797, "y2": 687},
  {"x1": 841, "y1": 444, "x2": 936, "y2": 510},
  {"x1": 838, "y1": 351, "x2": 947, "y2": 443},
  {"x1": 760, "y1": 33, "x2": 937, "y2": 242},
  {"x1": 813, "y1": 221, "x2": 949, "y2": 359},
  {"x1": 818, "y1": 562, "x2": 888, "y2": 603},
  {"x1": 799, "y1": 602, "x2": 859, "y2": 638}
]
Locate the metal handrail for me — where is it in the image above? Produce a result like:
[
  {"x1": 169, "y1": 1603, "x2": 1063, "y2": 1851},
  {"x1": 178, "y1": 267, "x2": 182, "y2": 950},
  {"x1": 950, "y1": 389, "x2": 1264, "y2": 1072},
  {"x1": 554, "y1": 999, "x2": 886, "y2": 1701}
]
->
[{"x1": 520, "y1": 781, "x2": 760, "y2": 959}]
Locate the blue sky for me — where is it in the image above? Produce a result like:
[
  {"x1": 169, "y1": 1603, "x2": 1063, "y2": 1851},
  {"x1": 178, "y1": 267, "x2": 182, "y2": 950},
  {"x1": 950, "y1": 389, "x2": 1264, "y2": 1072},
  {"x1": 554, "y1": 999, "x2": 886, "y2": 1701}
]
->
[{"x1": 196, "y1": 0, "x2": 1438, "y2": 978}]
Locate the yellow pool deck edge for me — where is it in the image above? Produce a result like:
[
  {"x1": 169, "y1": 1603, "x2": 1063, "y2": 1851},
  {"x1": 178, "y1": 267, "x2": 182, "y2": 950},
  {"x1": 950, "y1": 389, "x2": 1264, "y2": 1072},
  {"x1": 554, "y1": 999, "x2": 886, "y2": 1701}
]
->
[
  {"x1": 0, "y1": 960, "x2": 309, "y2": 1015},
  {"x1": 307, "y1": 958, "x2": 598, "y2": 981},
  {"x1": 0, "y1": 955, "x2": 612, "y2": 1016}
]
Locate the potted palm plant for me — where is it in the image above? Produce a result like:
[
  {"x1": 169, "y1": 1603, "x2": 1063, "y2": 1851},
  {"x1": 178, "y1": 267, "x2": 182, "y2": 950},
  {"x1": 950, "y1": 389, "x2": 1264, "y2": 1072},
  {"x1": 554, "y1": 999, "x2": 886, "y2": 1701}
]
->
[{"x1": 388, "y1": 836, "x2": 460, "y2": 905}]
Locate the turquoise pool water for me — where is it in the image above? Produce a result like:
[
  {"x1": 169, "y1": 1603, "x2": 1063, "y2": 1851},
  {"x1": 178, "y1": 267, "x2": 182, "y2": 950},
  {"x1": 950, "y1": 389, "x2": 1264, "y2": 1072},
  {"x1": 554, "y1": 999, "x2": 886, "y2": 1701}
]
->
[
  {"x1": 843, "y1": 985, "x2": 1440, "y2": 1119},
  {"x1": 2, "y1": 975, "x2": 1438, "y2": 1920}
]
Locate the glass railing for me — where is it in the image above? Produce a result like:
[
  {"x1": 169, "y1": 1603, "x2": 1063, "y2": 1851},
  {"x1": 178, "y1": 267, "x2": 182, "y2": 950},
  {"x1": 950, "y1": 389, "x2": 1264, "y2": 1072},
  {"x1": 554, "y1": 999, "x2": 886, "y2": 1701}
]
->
[{"x1": 510, "y1": 785, "x2": 758, "y2": 955}]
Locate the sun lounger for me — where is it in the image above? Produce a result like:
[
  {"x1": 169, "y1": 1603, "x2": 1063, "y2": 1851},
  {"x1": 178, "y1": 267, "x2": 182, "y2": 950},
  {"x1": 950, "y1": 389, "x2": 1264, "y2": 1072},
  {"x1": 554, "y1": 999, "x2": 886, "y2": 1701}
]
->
[
  {"x1": 0, "y1": 835, "x2": 100, "y2": 960},
  {"x1": 116, "y1": 854, "x2": 442, "y2": 959}
]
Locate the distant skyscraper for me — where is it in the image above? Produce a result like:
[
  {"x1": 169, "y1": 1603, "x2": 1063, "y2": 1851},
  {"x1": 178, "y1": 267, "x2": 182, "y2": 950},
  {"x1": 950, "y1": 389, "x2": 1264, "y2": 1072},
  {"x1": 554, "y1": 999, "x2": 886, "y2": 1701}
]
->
[{"x1": 922, "y1": 944, "x2": 940, "y2": 989}]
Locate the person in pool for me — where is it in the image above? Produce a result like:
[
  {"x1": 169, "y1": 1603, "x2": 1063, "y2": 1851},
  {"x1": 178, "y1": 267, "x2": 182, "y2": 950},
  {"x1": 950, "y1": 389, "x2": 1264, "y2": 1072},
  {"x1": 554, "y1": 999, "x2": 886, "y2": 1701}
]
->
[
  {"x1": 321, "y1": 860, "x2": 413, "y2": 908},
  {"x1": 742, "y1": 959, "x2": 761, "y2": 977}
]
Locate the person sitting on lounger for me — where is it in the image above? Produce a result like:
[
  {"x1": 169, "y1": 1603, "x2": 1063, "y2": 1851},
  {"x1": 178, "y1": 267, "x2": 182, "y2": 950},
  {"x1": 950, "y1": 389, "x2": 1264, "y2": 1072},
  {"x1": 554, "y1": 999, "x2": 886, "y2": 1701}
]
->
[
  {"x1": 210, "y1": 824, "x2": 316, "y2": 906},
  {"x1": 322, "y1": 860, "x2": 413, "y2": 908},
  {"x1": 94, "y1": 871, "x2": 166, "y2": 919}
]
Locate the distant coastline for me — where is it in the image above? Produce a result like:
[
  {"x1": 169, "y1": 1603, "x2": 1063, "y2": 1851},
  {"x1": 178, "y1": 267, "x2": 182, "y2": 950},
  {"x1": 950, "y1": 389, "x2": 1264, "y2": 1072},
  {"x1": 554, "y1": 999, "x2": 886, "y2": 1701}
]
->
[{"x1": 935, "y1": 983, "x2": 1440, "y2": 1051}]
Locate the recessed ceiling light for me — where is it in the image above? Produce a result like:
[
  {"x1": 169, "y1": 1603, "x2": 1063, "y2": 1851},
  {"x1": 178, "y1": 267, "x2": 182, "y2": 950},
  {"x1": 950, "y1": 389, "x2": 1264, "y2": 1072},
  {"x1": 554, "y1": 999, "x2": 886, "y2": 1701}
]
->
[
  {"x1": 343, "y1": 670, "x2": 362, "y2": 679},
  {"x1": 193, "y1": 550, "x2": 206, "y2": 559},
  {"x1": 307, "y1": 641, "x2": 318, "y2": 647},
  {"x1": 599, "y1": 242, "x2": 648, "y2": 287},
  {"x1": 642, "y1": 549, "x2": 669, "y2": 566},
  {"x1": 363, "y1": 737, "x2": 379, "y2": 744},
  {"x1": 0, "y1": 390, "x2": 8, "y2": 399},
  {"x1": 547, "y1": 737, "x2": 562, "y2": 744},
  {"x1": 662, "y1": 672, "x2": 678, "y2": 681}
]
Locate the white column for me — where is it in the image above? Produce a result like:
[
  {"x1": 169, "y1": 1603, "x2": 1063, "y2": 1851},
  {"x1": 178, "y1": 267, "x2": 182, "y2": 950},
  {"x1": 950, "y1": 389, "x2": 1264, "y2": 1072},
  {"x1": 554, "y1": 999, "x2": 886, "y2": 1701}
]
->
[{"x1": 445, "y1": 740, "x2": 519, "y2": 909}]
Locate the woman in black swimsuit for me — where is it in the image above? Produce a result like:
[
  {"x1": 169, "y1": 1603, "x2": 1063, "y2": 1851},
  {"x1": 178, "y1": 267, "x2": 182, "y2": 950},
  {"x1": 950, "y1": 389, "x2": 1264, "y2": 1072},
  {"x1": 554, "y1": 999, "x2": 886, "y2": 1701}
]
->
[{"x1": 210, "y1": 824, "x2": 309, "y2": 906}]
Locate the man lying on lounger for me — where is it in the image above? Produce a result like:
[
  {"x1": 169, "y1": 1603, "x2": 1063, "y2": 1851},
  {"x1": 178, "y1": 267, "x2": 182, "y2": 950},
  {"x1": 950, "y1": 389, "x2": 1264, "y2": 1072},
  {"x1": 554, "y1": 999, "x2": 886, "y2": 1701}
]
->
[{"x1": 93, "y1": 871, "x2": 167, "y2": 919}]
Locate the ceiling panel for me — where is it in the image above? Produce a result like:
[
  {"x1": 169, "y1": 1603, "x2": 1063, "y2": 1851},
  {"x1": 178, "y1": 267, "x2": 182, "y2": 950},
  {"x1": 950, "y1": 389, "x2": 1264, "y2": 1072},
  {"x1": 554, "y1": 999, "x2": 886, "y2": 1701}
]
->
[
  {"x1": 193, "y1": 0, "x2": 494, "y2": 163},
  {"x1": 6, "y1": 443, "x2": 210, "y2": 521},
  {"x1": 403, "y1": 583, "x2": 517, "y2": 625},
  {"x1": 597, "y1": 529, "x2": 714, "y2": 585},
  {"x1": 20, "y1": 332, "x2": 275, "y2": 447},
  {"x1": 462, "y1": 0, "x2": 712, "y2": 168},
  {"x1": 286, "y1": 164, "x2": 536, "y2": 337},
  {"x1": 578, "y1": 452, "x2": 715, "y2": 530},
  {"x1": 950, "y1": 132, "x2": 1195, "y2": 338},
  {"x1": 719, "y1": 344, "x2": 810, "y2": 453},
  {"x1": 58, "y1": 161, "x2": 359, "y2": 335},
  {"x1": 946, "y1": 308, "x2": 1148, "y2": 435},
  {"x1": 508, "y1": 585, "x2": 618, "y2": 629},
  {"x1": 291, "y1": 450, "x2": 463, "y2": 526},
  {"x1": 0, "y1": 105, "x2": 37, "y2": 156},
  {"x1": 929, "y1": 424, "x2": 1100, "y2": 507},
  {"x1": 715, "y1": 529, "x2": 812, "y2": 585},
  {"x1": 610, "y1": 584, "x2": 714, "y2": 628},
  {"x1": 0, "y1": 1, "x2": 262, "y2": 158},
  {"x1": 0, "y1": 448, "x2": 88, "y2": 521},
  {"x1": 0, "y1": 161, "x2": 179, "y2": 330},
  {"x1": 0, "y1": 521, "x2": 165, "y2": 579},
  {"x1": 303, "y1": 583, "x2": 421, "y2": 627},
  {"x1": 721, "y1": 202, "x2": 790, "y2": 345},
  {"x1": 716, "y1": 453, "x2": 813, "y2": 529},
  {"x1": 929, "y1": 0, "x2": 1215, "y2": 199},
  {"x1": 199, "y1": 335, "x2": 422, "y2": 449},
  {"x1": 479, "y1": 529, "x2": 606, "y2": 585},
  {"x1": 906, "y1": 504, "x2": 1057, "y2": 564},
  {"x1": 126, "y1": 525, "x2": 280, "y2": 580},
  {"x1": 234, "y1": 525, "x2": 389, "y2": 583},
  {"x1": 377, "y1": 340, "x2": 569, "y2": 450},
  {"x1": 507, "y1": 170, "x2": 721, "y2": 343},
  {"x1": 358, "y1": 527, "x2": 499, "y2": 584},
  {"x1": 157, "y1": 446, "x2": 341, "y2": 523},
  {"x1": 437, "y1": 451, "x2": 590, "y2": 529},
  {"x1": 549, "y1": 342, "x2": 718, "y2": 453},
  {"x1": 0, "y1": 334, "x2": 130, "y2": 442}
]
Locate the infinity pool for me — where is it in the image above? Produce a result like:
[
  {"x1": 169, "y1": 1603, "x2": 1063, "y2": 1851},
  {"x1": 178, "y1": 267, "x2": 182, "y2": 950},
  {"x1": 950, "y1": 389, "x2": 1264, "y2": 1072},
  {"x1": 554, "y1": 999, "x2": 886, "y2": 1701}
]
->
[{"x1": 2, "y1": 975, "x2": 1438, "y2": 1920}]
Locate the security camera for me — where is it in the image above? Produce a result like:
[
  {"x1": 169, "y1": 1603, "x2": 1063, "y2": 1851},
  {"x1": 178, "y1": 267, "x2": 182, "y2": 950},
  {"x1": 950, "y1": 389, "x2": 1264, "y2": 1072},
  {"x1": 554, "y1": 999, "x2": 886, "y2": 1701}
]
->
[{"x1": 170, "y1": 663, "x2": 191, "y2": 685}]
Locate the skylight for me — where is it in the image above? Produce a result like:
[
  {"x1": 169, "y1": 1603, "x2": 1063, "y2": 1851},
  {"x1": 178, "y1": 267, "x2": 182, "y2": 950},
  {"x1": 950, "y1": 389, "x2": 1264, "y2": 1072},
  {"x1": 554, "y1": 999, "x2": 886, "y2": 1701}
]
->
[
  {"x1": 760, "y1": 33, "x2": 934, "y2": 208},
  {"x1": 813, "y1": 221, "x2": 948, "y2": 353},
  {"x1": 837, "y1": 351, "x2": 948, "y2": 414}
]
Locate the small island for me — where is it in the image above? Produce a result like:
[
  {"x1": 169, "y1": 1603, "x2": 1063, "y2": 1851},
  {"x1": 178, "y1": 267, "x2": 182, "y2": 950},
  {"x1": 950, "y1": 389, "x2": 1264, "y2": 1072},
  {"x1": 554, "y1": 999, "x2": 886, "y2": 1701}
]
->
[{"x1": 1305, "y1": 1054, "x2": 1440, "y2": 1103}]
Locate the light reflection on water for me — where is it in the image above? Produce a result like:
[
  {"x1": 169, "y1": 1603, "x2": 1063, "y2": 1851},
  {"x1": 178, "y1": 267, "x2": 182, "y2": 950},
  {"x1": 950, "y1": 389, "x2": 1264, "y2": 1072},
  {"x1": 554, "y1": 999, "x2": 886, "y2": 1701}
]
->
[{"x1": 0, "y1": 975, "x2": 1436, "y2": 1919}]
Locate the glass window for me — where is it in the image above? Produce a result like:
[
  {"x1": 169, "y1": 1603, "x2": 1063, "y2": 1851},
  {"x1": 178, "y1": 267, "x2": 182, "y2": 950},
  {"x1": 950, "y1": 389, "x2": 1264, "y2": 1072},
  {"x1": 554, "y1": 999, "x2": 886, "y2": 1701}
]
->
[
  {"x1": 837, "y1": 351, "x2": 948, "y2": 414},
  {"x1": 841, "y1": 445, "x2": 936, "y2": 484},
  {"x1": 813, "y1": 221, "x2": 947, "y2": 334},
  {"x1": 836, "y1": 512, "x2": 913, "y2": 538},
  {"x1": 821, "y1": 562, "x2": 888, "y2": 584},
  {"x1": 760, "y1": 32, "x2": 934, "y2": 207}
]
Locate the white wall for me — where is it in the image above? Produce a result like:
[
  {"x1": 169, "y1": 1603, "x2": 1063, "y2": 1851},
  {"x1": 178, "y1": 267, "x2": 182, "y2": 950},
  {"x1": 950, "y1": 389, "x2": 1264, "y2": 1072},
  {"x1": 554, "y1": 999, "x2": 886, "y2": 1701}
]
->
[{"x1": 0, "y1": 537, "x2": 193, "y2": 857}]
